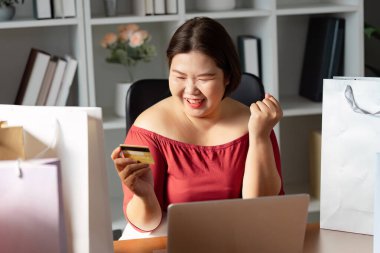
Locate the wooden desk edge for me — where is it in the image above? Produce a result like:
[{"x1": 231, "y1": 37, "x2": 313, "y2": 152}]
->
[
  {"x1": 114, "y1": 236, "x2": 167, "y2": 253},
  {"x1": 114, "y1": 223, "x2": 321, "y2": 253}
]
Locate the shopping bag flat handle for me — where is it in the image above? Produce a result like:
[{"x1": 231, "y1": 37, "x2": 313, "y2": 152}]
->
[
  {"x1": 32, "y1": 119, "x2": 61, "y2": 159},
  {"x1": 345, "y1": 85, "x2": 380, "y2": 117}
]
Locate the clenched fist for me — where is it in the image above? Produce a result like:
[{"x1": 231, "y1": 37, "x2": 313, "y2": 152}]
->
[{"x1": 248, "y1": 93, "x2": 283, "y2": 139}]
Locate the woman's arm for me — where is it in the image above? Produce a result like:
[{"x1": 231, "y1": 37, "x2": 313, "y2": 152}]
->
[
  {"x1": 111, "y1": 147, "x2": 162, "y2": 231},
  {"x1": 242, "y1": 94, "x2": 283, "y2": 198}
]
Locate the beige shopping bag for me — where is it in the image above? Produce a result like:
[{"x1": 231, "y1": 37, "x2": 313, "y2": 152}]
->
[
  {"x1": 0, "y1": 121, "x2": 25, "y2": 160},
  {"x1": 320, "y1": 77, "x2": 380, "y2": 235}
]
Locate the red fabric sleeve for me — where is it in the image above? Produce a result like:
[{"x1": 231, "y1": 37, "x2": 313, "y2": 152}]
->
[
  {"x1": 270, "y1": 130, "x2": 285, "y2": 195},
  {"x1": 121, "y1": 127, "x2": 167, "y2": 232}
]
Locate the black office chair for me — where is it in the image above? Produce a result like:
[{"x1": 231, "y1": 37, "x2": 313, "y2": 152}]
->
[
  {"x1": 125, "y1": 73, "x2": 265, "y2": 133},
  {"x1": 229, "y1": 72, "x2": 265, "y2": 106},
  {"x1": 125, "y1": 79, "x2": 171, "y2": 133}
]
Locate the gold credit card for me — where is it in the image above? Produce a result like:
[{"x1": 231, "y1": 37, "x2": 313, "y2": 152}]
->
[{"x1": 119, "y1": 144, "x2": 154, "y2": 164}]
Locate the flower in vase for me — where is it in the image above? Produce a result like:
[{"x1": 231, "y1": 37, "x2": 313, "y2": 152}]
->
[{"x1": 101, "y1": 23, "x2": 156, "y2": 82}]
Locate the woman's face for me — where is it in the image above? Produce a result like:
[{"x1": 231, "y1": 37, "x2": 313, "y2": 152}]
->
[{"x1": 169, "y1": 51, "x2": 228, "y2": 118}]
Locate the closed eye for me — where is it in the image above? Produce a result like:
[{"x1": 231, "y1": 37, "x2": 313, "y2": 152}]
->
[
  {"x1": 198, "y1": 77, "x2": 215, "y2": 82},
  {"x1": 197, "y1": 73, "x2": 216, "y2": 81}
]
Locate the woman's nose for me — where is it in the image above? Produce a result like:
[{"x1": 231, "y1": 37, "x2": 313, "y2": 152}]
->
[{"x1": 184, "y1": 78, "x2": 198, "y2": 93}]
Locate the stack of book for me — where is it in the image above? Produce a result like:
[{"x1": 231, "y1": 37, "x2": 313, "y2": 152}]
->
[
  {"x1": 15, "y1": 48, "x2": 78, "y2": 106},
  {"x1": 133, "y1": 0, "x2": 178, "y2": 15},
  {"x1": 33, "y1": 0, "x2": 76, "y2": 20},
  {"x1": 299, "y1": 16, "x2": 345, "y2": 102}
]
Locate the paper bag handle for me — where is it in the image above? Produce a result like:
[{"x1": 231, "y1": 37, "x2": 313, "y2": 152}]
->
[
  {"x1": 344, "y1": 85, "x2": 380, "y2": 117},
  {"x1": 33, "y1": 119, "x2": 60, "y2": 159}
]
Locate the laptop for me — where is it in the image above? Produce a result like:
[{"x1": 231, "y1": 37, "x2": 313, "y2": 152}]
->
[{"x1": 167, "y1": 194, "x2": 309, "y2": 253}]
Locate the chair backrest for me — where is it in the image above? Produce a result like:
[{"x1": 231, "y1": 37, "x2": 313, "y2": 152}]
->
[
  {"x1": 125, "y1": 79, "x2": 171, "y2": 132},
  {"x1": 125, "y1": 73, "x2": 265, "y2": 133},
  {"x1": 229, "y1": 72, "x2": 265, "y2": 106}
]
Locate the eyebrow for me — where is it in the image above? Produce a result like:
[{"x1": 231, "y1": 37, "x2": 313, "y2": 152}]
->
[{"x1": 171, "y1": 69, "x2": 216, "y2": 77}]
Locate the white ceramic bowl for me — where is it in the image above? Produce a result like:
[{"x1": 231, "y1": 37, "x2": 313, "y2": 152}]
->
[{"x1": 195, "y1": 0, "x2": 236, "y2": 12}]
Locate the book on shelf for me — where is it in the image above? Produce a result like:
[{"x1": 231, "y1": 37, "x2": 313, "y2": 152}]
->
[
  {"x1": 154, "y1": 0, "x2": 165, "y2": 14},
  {"x1": 36, "y1": 56, "x2": 58, "y2": 105},
  {"x1": 15, "y1": 48, "x2": 51, "y2": 105},
  {"x1": 145, "y1": 0, "x2": 154, "y2": 15},
  {"x1": 237, "y1": 35, "x2": 262, "y2": 79},
  {"x1": 33, "y1": 0, "x2": 53, "y2": 19},
  {"x1": 45, "y1": 57, "x2": 67, "y2": 106},
  {"x1": 134, "y1": 0, "x2": 176, "y2": 16},
  {"x1": 52, "y1": 0, "x2": 76, "y2": 18},
  {"x1": 55, "y1": 55, "x2": 78, "y2": 106},
  {"x1": 165, "y1": 0, "x2": 177, "y2": 14},
  {"x1": 133, "y1": 0, "x2": 145, "y2": 16},
  {"x1": 299, "y1": 17, "x2": 345, "y2": 102}
]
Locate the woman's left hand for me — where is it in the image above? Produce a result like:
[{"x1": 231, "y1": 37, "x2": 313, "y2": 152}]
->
[{"x1": 248, "y1": 93, "x2": 283, "y2": 139}]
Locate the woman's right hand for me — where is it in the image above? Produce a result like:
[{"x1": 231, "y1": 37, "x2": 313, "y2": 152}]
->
[{"x1": 111, "y1": 147, "x2": 154, "y2": 197}]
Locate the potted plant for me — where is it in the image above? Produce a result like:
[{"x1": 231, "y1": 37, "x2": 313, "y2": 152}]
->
[
  {"x1": 100, "y1": 23, "x2": 157, "y2": 117},
  {"x1": 0, "y1": 0, "x2": 24, "y2": 21}
]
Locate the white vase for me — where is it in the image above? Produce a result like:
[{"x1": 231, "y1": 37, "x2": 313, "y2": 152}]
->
[
  {"x1": 195, "y1": 0, "x2": 236, "y2": 12},
  {"x1": 0, "y1": 6, "x2": 15, "y2": 21},
  {"x1": 114, "y1": 83, "x2": 132, "y2": 117}
]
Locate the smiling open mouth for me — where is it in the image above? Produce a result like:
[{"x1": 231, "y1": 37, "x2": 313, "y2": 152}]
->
[{"x1": 185, "y1": 98, "x2": 204, "y2": 108}]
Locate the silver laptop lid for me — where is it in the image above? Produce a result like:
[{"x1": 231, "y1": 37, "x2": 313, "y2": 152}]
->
[{"x1": 167, "y1": 194, "x2": 309, "y2": 253}]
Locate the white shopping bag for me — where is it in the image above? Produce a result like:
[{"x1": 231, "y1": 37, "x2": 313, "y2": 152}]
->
[
  {"x1": 374, "y1": 153, "x2": 380, "y2": 253},
  {"x1": 0, "y1": 105, "x2": 113, "y2": 253},
  {"x1": 0, "y1": 158, "x2": 65, "y2": 253},
  {"x1": 320, "y1": 77, "x2": 380, "y2": 235}
]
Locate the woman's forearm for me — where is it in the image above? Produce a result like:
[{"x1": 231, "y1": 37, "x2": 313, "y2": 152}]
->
[
  {"x1": 126, "y1": 188, "x2": 162, "y2": 231},
  {"x1": 242, "y1": 137, "x2": 281, "y2": 198}
]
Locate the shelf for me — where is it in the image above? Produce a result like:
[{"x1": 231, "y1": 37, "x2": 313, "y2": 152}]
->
[
  {"x1": 103, "y1": 108, "x2": 126, "y2": 130},
  {"x1": 185, "y1": 8, "x2": 271, "y2": 19},
  {"x1": 0, "y1": 18, "x2": 79, "y2": 29},
  {"x1": 90, "y1": 14, "x2": 180, "y2": 25},
  {"x1": 281, "y1": 95, "x2": 322, "y2": 117},
  {"x1": 1, "y1": 0, "x2": 364, "y2": 237},
  {"x1": 276, "y1": 2, "x2": 358, "y2": 16}
]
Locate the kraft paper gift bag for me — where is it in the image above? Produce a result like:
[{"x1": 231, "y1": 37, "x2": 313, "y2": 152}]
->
[
  {"x1": 0, "y1": 105, "x2": 113, "y2": 253},
  {"x1": 0, "y1": 158, "x2": 66, "y2": 253},
  {"x1": 320, "y1": 77, "x2": 380, "y2": 235},
  {"x1": 0, "y1": 121, "x2": 25, "y2": 160}
]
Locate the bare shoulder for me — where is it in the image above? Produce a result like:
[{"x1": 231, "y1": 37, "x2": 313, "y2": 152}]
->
[
  {"x1": 223, "y1": 97, "x2": 251, "y2": 120},
  {"x1": 220, "y1": 98, "x2": 251, "y2": 133},
  {"x1": 133, "y1": 97, "x2": 174, "y2": 133}
]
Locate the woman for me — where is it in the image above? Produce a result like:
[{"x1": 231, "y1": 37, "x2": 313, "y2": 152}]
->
[{"x1": 111, "y1": 17, "x2": 284, "y2": 235}]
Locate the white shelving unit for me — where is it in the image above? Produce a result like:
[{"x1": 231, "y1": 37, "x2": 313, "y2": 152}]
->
[
  {"x1": 0, "y1": 0, "x2": 364, "y2": 229},
  {"x1": 0, "y1": 1, "x2": 88, "y2": 106}
]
